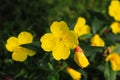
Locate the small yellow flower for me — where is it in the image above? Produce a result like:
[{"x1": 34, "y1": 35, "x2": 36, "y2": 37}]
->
[
  {"x1": 74, "y1": 17, "x2": 91, "y2": 37},
  {"x1": 106, "y1": 53, "x2": 120, "y2": 71},
  {"x1": 90, "y1": 34, "x2": 105, "y2": 47},
  {"x1": 108, "y1": 0, "x2": 120, "y2": 21},
  {"x1": 66, "y1": 67, "x2": 81, "y2": 80},
  {"x1": 6, "y1": 31, "x2": 36, "y2": 62},
  {"x1": 40, "y1": 21, "x2": 78, "y2": 60},
  {"x1": 74, "y1": 46, "x2": 89, "y2": 68},
  {"x1": 110, "y1": 22, "x2": 120, "y2": 34}
]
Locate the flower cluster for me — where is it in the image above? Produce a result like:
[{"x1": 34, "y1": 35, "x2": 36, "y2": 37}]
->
[
  {"x1": 40, "y1": 18, "x2": 91, "y2": 79},
  {"x1": 106, "y1": 0, "x2": 120, "y2": 72},
  {"x1": 4, "y1": 0, "x2": 120, "y2": 79}
]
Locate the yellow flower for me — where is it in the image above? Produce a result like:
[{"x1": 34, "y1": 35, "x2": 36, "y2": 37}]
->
[
  {"x1": 90, "y1": 34, "x2": 105, "y2": 47},
  {"x1": 110, "y1": 22, "x2": 120, "y2": 34},
  {"x1": 74, "y1": 17, "x2": 91, "y2": 36},
  {"x1": 74, "y1": 46, "x2": 89, "y2": 68},
  {"x1": 6, "y1": 31, "x2": 36, "y2": 62},
  {"x1": 66, "y1": 67, "x2": 81, "y2": 80},
  {"x1": 108, "y1": 0, "x2": 120, "y2": 21},
  {"x1": 40, "y1": 21, "x2": 78, "y2": 60},
  {"x1": 106, "y1": 53, "x2": 120, "y2": 71}
]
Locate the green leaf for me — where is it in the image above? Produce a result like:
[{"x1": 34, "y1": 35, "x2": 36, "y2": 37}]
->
[
  {"x1": 51, "y1": 76, "x2": 56, "y2": 80},
  {"x1": 105, "y1": 33, "x2": 120, "y2": 45},
  {"x1": 82, "y1": 45, "x2": 104, "y2": 59},
  {"x1": 79, "y1": 34, "x2": 93, "y2": 40},
  {"x1": 47, "y1": 63, "x2": 59, "y2": 80},
  {"x1": 112, "y1": 44, "x2": 120, "y2": 54},
  {"x1": 57, "y1": 62, "x2": 68, "y2": 72},
  {"x1": 104, "y1": 62, "x2": 117, "y2": 80},
  {"x1": 99, "y1": 26, "x2": 108, "y2": 35},
  {"x1": 48, "y1": 72, "x2": 59, "y2": 80},
  {"x1": 48, "y1": 62, "x2": 54, "y2": 71},
  {"x1": 79, "y1": 69, "x2": 88, "y2": 80},
  {"x1": 21, "y1": 41, "x2": 41, "y2": 51},
  {"x1": 15, "y1": 69, "x2": 27, "y2": 78},
  {"x1": 91, "y1": 17, "x2": 102, "y2": 34},
  {"x1": 38, "y1": 53, "x2": 51, "y2": 71}
]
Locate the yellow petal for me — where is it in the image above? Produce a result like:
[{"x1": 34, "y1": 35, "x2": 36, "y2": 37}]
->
[
  {"x1": 90, "y1": 34, "x2": 105, "y2": 47},
  {"x1": 52, "y1": 43, "x2": 70, "y2": 60},
  {"x1": 111, "y1": 1, "x2": 119, "y2": 7},
  {"x1": 114, "y1": 8, "x2": 120, "y2": 21},
  {"x1": 63, "y1": 31, "x2": 78, "y2": 49},
  {"x1": 110, "y1": 22, "x2": 120, "y2": 34},
  {"x1": 50, "y1": 21, "x2": 69, "y2": 38},
  {"x1": 18, "y1": 31, "x2": 33, "y2": 44},
  {"x1": 66, "y1": 67, "x2": 81, "y2": 80},
  {"x1": 6, "y1": 37, "x2": 19, "y2": 52},
  {"x1": 40, "y1": 33, "x2": 58, "y2": 51},
  {"x1": 75, "y1": 17, "x2": 86, "y2": 27},
  {"x1": 74, "y1": 18, "x2": 85, "y2": 36},
  {"x1": 106, "y1": 53, "x2": 120, "y2": 71},
  {"x1": 84, "y1": 25, "x2": 91, "y2": 34},
  {"x1": 22, "y1": 47, "x2": 36, "y2": 56},
  {"x1": 12, "y1": 47, "x2": 27, "y2": 62},
  {"x1": 74, "y1": 17, "x2": 91, "y2": 36}
]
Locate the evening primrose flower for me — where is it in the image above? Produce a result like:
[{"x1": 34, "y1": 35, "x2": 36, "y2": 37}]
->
[
  {"x1": 106, "y1": 53, "x2": 120, "y2": 71},
  {"x1": 90, "y1": 34, "x2": 105, "y2": 47},
  {"x1": 110, "y1": 22, "x2": 120, "y2": 34},
  {"x1": 108, "y1": 0, "x2": 120, "y2": 21},
  {"x1": 74, "y1": 17, "x2": 91, "y2": 36},
  {"x1": 40, "y1": 21, "x2": 78, "y2": 60},
  {"x1": 74, "y1": 46, "x2": 89, "y2": 68},
  {"x1": 6, "y1": 31, "x2": 36, "y2": 62},
  {"x1": 66, "y1": 67, "x2": 81, "y2": 80}
]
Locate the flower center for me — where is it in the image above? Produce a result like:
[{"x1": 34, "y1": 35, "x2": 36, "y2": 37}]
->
[{"x1": 59, "y1": 34, "x2": 67, "y2": 42}]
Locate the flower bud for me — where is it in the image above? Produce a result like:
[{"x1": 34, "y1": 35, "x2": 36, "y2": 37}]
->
[
  {"x1": 66, "y1": 67, "x2": 81, "y2": 80},
  {"x1": 74, "y1": 46, "x2": 89, "y2": 68}
]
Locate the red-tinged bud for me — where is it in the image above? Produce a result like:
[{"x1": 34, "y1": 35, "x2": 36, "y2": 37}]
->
[
  {"x1": 74, "y1": 46, "x2": 90, "y2": 68},
  {"x1": 74, "y1": 46, "x2": 82, "y2": 52},
  {"x1": 66, "y1": 66, "x2": 70, "y2": 71}
]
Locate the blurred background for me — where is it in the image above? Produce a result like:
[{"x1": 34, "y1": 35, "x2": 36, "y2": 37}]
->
[{"x1": 1, "y1": 0, "x2": 119, "y2": 80}]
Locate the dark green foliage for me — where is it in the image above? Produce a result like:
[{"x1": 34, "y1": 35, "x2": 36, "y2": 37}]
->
[{"x1": 0, "y1": 0, "x2": 120, "y2": 80}]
